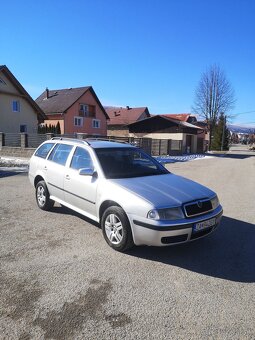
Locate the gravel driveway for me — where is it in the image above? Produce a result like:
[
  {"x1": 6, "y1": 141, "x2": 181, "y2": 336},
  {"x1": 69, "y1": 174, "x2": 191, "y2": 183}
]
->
[{"x1": 0, "y1": 145, "x2": 254, "y2": 339}]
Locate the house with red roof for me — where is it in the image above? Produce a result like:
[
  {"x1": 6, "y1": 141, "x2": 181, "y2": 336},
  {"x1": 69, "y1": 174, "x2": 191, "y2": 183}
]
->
[
  {"x1": 105, "y1": 109, "x2": 207, "y2": 153},
  {"x1": 128, "y1": 114, "x2": 206, "y2": 154},
  {"x1": 105, "y1": 106, "x2": 150, "y2": 137},
  {"x1": 160, "y1": 113, "x2": 209, "y2": 152},
  {"x1": 36, "y1": 87, "x2": 109, "y2": 136},
  {"x1": 161, "y1": 113, "x2": 197, "y2": 123}
]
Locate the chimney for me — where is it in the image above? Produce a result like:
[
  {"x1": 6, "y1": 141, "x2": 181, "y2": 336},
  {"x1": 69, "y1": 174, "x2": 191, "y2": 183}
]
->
[{"x1": 46, "y1": 87, "x2": 49, "y2": 99}]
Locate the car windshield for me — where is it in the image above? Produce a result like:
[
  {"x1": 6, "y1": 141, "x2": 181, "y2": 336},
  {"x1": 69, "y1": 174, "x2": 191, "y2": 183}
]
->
[{"x1": 95, "y1": 147, "x2": 169, "y2": 179}]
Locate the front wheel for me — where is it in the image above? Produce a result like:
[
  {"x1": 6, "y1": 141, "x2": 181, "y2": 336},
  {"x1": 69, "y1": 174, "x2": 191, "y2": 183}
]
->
[
  {"x1": 35, "y1": 180, "x2": 54, "y2": 211},
  {"x1": 101, "y1": 206, "x2": 134, "y2": 252}
]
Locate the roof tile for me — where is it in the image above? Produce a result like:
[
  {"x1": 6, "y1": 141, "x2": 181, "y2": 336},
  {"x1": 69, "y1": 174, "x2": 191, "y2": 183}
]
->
[
  {"x1": 105, "y1": 106, "x2": 149, "y2": 125},
  {"x1": 161, "y1": 114, "x2": 191, "y2": 122},
  {"x1": 36, "y1": 87, "x2": 90, "y2": 114}
]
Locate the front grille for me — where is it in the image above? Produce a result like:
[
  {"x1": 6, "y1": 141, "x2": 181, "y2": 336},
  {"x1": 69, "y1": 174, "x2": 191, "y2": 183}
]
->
[
  {"x1": 184, "y1": 199, "x2": 212, "y2": 217},
  {"x1": 161, "y1": 234, "x2": 188, "y2": 244}
]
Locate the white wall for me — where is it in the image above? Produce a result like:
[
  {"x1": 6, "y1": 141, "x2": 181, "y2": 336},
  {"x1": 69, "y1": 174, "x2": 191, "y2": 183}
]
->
[{"x1": 0, "y1": 72, "x2": 38, "y2": 133}]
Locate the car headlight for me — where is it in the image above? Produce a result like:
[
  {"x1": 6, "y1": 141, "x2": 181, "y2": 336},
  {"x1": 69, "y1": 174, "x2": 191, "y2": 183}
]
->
[
  {"x1": 211, "y1": 195, "x2": 219, "y2": 210},
  {"x1": 147, "y1": 209, "x2": 160, "y2": 219},
  {"x1": 147, "y1": 207, "x2": 184, "y2": 220}
]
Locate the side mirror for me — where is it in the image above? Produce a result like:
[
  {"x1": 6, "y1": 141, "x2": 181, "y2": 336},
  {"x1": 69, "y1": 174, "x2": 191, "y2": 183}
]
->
[{"x1": 79, "y1": 168, "x2": 96, "y2": 177}]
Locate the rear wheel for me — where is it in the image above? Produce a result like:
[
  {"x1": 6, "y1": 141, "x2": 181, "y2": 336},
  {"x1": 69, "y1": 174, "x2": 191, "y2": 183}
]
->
[
  {"x1": 101, "y1": 206, "x2": 134, "y2": 252},
  {"x1": 36, "y1": 180, "x2": 54, "y2": 211}
]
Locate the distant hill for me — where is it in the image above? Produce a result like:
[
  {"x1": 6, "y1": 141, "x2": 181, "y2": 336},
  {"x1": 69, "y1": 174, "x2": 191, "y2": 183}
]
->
[{"x1": 227, "y1": 124, "x2": 255, "y2": 134}]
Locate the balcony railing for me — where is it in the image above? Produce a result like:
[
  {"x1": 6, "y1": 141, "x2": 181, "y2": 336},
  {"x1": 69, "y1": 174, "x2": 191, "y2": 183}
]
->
[{"x1": 79, "y1": 110, "x2": 96, "y2": 117}]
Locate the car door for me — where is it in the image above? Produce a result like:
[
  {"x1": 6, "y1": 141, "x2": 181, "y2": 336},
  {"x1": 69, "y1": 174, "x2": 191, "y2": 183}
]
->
[
  {"x1": 45, "y1": 143, "x2": 74, "y2": 201},
  {"x1": 63, "y1": 146, "x2": 98, "y2": 218}
]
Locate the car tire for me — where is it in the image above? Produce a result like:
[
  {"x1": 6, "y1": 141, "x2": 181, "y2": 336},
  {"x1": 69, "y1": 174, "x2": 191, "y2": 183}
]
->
[
  {"x1": 35, "y1": 180, "x2": 54, "y2": 211},
  {"x1": 101, "y1": 206, "x2": 134, "y2": 252}
]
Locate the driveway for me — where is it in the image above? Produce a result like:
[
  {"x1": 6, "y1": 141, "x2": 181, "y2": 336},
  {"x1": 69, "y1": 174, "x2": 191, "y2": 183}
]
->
[{"x1": 0, "y1": 146, "x2": 254, "y2": 339}]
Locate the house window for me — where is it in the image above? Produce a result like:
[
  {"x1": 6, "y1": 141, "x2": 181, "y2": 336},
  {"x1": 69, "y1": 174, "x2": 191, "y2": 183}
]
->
[
  {"x1": 74, "y1": 116, "x2": 83, "y2": 127},
  {"x1": 12, "y1": 100, "x2": 20, "y2": 112},
  {"x1": 20, "y1": 125, "x2": 27, "y2": 133},
  {"x1": 79, "y1": 103, "x2": 96, "y2": 117},
  {"x1": 88, "y1": 105, "x2": 96, "y2": 117},
  {"x1": 79, "y1": 104, "x2": 88, "y2": 117},
  {"x1": 92, "y1": 119, "x2": 100, "y2": 128}
]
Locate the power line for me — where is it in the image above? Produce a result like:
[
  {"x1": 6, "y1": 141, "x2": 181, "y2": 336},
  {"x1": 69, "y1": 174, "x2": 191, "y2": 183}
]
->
[
  {"x1": 233, "y1": 110, "x2": 255, "y2": 117},
  {"x1": 237, "y1": 121, "x2": 255, "y2": 124}
]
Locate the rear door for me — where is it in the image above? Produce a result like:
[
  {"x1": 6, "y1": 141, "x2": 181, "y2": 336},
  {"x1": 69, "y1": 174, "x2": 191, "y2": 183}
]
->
[{"x1": 45, "y1": 143, "x2": 74, "y2": 201}]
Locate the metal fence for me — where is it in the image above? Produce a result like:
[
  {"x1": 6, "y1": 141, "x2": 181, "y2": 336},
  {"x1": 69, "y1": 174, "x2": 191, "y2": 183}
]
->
[
  {"x1": 3, "y1": 133, "x2": 21, "y2": 147},
  {"x1": 27, "y1": 134, "x2": 47, "y2": 148}
]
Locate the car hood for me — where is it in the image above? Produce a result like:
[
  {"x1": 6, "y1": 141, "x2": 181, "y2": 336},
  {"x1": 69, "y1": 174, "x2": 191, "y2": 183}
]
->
[{"x1": 110, "y1": 173, "x2": 215, "y2": 207}]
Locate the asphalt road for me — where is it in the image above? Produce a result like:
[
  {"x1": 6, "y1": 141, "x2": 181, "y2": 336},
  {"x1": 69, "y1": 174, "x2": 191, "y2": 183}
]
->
[{"x1": 0, "y1": 146, "x2": 254, "y2": 339}]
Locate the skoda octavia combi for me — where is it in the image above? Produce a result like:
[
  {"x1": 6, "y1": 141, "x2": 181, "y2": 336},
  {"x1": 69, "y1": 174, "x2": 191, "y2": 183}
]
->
[{"x1": 29, "y1": 138, "x2": 223, "y2": 251}]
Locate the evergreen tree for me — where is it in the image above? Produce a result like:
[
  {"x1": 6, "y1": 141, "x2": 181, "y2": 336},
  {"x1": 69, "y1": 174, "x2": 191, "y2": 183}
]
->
[
  {"x1": 211, "y1": 113, "x2": 229, "y2": 151},
  {"x1": 38, "y1": 124, "x2": 46, "y2": 134},
  {"x1": 56, "y1": 121, "x2": 61, "y2": 134}
]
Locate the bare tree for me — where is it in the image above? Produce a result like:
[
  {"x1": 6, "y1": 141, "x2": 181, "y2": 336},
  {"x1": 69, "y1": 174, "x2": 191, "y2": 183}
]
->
[{"x1": 192, "y1": 65, "x2": 236, "y2": 148}]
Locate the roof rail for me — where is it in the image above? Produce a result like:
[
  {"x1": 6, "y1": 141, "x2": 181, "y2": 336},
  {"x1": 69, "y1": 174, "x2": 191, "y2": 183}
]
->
[
  {"x1": 86, "y1": 138, "x2": 129, "y2": 144},
  {"x1": 51, "y1": 137, "x2": 91, "y2": 146}
]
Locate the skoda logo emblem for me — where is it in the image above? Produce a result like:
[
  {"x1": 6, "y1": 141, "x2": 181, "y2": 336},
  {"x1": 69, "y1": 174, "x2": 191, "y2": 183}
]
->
[{"x1": 197, "y1": 201, "x2": 202, "y2": 208}]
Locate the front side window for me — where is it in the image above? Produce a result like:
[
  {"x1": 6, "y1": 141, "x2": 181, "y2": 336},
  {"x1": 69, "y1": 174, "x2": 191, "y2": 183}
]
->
[
  {"x1": 95, "y1": 147, "x2": 169, "y2": 179},
  {"x1": 92, "y1": 119, "x2": 100, "y2": 128},
  {"x1": 74, "y1": 117, "x2": 83, "y2": 127},
  {"x1": 12, "y1": 100, "x2": 20, "y2": 112},
  {"x1": 35, "y1": 143, "x2": 55, "y2": 159},
  {"x1": 48, "y1": 144, "x2": 73, "y2": 166},
  {"x1": 70, "y1": 147, "x2": 93, "y2": 170}
]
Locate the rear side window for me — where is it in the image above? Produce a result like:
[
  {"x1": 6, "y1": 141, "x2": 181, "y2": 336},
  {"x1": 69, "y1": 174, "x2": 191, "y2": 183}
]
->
[
  {"x1": 35, "y1": 143, "x2": 55, "y2": 159},
  {"x1": 48, "y1": 144, "x2": 73, "y2": 166}
]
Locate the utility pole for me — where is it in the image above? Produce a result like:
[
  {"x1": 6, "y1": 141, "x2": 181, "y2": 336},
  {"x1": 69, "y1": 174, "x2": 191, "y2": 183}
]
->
[{"x1": 221, "y1": 113, "x2": 226, "y2": 151}]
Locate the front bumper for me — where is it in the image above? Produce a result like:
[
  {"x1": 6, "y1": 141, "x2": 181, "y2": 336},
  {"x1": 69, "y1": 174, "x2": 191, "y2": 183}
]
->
[{"x1": 130, "y1": 205, "x2": 223, "y2": 246}]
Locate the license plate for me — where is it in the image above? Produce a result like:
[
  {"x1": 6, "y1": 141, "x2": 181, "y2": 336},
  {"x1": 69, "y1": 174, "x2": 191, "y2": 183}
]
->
[{"x1": 194, "y1": 218, "x2": 216, "y2": 232}]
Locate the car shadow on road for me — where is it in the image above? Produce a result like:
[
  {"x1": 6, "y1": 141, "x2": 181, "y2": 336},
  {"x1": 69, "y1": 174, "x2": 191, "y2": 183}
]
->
[
  {"x1": 222, "y1": 153, "x2": 254, "y2": 159},
  {"x1": 127, "y1": 216, "x2": 255, "y2": 283},
  {"x1": 206, "y1": 153, "x2": 255, "y2": 160},
  {"x1": 0, "y1": 169, "x2": 28, "y2": 178},
  {"x1": 49, "y1": 205, "x2": 101, "y2": 228}
]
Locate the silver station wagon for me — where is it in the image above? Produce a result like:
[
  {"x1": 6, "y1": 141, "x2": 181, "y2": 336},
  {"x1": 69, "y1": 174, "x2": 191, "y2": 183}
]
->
[{"x1": 29, "y1": 138, "x2": 223, "y2": 251}]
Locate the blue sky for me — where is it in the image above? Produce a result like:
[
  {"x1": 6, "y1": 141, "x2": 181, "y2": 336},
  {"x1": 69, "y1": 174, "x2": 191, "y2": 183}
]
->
[{"x1": 1, "y1": 0, "x2": 255, "y2": 125}]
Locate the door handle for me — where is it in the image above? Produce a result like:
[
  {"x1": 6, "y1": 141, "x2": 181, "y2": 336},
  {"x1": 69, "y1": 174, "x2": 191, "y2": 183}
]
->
[{"x1": 65, "y1": 174, "x2": 70, "y2": 180}]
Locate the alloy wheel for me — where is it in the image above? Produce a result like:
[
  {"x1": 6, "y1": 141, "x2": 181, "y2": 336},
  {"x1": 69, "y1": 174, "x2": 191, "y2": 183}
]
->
[
  {"x1": 104, "y1": 213, "x2": 123, "y2": 245},
  {"x1": 37, "y1": 185, "x2": 46, "y2": 207}
]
